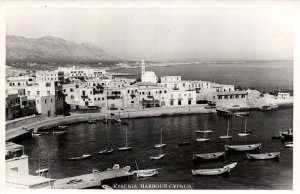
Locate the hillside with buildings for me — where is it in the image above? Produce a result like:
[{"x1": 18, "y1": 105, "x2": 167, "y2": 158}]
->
[{"x1": 6, "y1": 35, "x2": 118, "y2": 63}]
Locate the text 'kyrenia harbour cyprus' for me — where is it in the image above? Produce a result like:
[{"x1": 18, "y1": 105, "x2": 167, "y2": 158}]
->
[{"x1": 4, "y1": 3, "x2": 295, "y2": 190}]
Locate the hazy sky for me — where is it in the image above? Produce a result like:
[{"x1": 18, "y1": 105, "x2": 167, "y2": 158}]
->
[{"x1": 6, "y1": 4, "x2": 294, "y2": 61}]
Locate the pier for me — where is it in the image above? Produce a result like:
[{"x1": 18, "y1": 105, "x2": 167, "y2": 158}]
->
[{"x1": 53, "y1": 168, "x2": 134, "y2": 189}]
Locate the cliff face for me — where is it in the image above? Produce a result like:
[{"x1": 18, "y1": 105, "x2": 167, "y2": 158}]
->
[{"x1": 6, "y1": 35, "x2": 118, "y2": 62}]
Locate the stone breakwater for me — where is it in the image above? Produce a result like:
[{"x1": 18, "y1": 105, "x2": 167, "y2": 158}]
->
[{"x1": 6, "y1": 105, "x2": 214, "y2": 141}]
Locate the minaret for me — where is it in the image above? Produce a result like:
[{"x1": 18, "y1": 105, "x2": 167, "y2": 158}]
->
[{"x1": 141, "y1": 59, "x2": 145, "y2": 75}]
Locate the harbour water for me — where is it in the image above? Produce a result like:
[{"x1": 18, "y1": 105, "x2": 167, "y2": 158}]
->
[
  {"x1": 18, "y1": 107, "x2": 293, "y2": 189},
  {"x1": 110, "y1": 60, "x2": 293, "y2": 92}
]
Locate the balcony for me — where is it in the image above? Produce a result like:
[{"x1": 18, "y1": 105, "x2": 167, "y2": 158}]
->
[{"x1": 172, "y1": 87, "x2": 179, "y2": 90}]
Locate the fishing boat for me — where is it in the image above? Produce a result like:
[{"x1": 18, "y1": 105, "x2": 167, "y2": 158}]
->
[
  {"x1": 68, "y1": 154, "x2": 92, "y2": 161},
  {"x1": 196, "y1": 119, "x2": 212, "y2": 133},
  {"x1": 118, "y1": 130, "x2": 132, "y2": 151},
  {"x1": 219, "y1": 120, "x2": 233, "y2": 139},
  {"x1": 225, "y1": 143, "x2": 261, "y2": 151},
  {"x1": 178, "y1": 141, "x2": 191, "y2": 146},
  {"x1": 247, "y1": 152, "x2": 280, "y2": 160},
  {"x1": 285, "y1": 142, "x2": 293, "y2": 148},
  {"x1": 154, "y1": 128, "x2": 166, "y2": 148},
  {"x1": 102, "y1": 185, "x2": 113, "y2": 190},
  {"x1": 193, "y1": 151, "x2": 225, "y2": 161},
  {"x1": 58, "y1": 125, "x2": 68, "y2": 129},
  {"x1": 132, "y1": 161, "x2": 160, "y2": 178},
  {"x1": 35, "y1": 168, "x2": 49, "y2": 174},
  {"x1": 237, "y1": 118, "x2": 251, "y2": 137},
  {"x1": 98, "y1": 131, "x2": 114, "y2": 154},
  {"x1": 32, "y1": 132, "x2": 42, "y2": 137},
  {"x1": 192, "y1": 166, "x2": 230, "y2": 176},
  {"x1": 224, "y1": 162, "x2": 237, "y2": 170},
  {"x1": 53, "y1": 131, "x2": 66, "y2": 135}
]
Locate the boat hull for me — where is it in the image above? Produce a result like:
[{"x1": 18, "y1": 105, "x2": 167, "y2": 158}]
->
[
  {"x1": 154, "y1": 144, "x2": 166, "y2": 148},
  {"x1": 118, "y1": 147, "x2": 132, "y2": 151},
  {"x1": 192, "y1": 167, "x2": 230, "y2": 176},
  {"x1": 247, "y1": 152, "x2": 280, "y2": 160},
  {"x1": 219, "y1": 135, "x2": 232, "y2": 139},
  {"x1": 193, "y1": 151, "x2": 225, "y2": 161},
  {"x1": 150, "y1": 154, "x2": 165, "y2": 160},
  {"x1": 225, "y1": 143, "x2": 261, "y2": 151},
  {"x1": 98, "y1": 149, "x2": 114, "y2": 154},
  {"x1": 68, "y1": 155, "x2": 92, "y2": 161},
  {"x1": 196, "y1": 138, "x2": 210, "y2": 142}
]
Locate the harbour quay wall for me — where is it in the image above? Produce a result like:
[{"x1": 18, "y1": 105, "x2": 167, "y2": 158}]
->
[{"x1": 6, "y1": 105, "x2": 214, "y2": 141}]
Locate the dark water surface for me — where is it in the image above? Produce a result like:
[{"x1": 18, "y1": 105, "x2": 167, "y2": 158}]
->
[
  {"x1": 110, "y1": 61, "x2": 293, "y2": 92},
  {"x1": 18, "y1": 108, "x2": 293, "y2": 189}
]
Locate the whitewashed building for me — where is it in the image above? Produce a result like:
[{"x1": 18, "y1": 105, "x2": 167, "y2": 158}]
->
[{"x1": 141, "y1": 60, "x2": 157, "y2": 83}]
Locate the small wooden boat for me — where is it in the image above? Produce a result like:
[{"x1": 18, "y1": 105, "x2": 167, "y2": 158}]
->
[
  {"x1": 247, "y1": 152, "x2": 280, "y2": 160},
  {"x1": 98, "y1": 149, "x2": 114, "y2": 154},
  {"x1": 225, "y1": 143, "x2": 261, "y2": 151},
  {"x1": 53, "y1": 131, "x2": 66, "y2": 135},
  {"x1": 191, "y1": 166, "x2": 230, "y2": 176},
  {"x1": 68, "y1": 154, "x2": 92, "y2": 161},
  {"x1": 32, "y1": 132, "x2": 42, "y2": 137},
  {"x1": 137, "y1": 170, "x2": 158, "y2": 178},
  {"x1": 285, "y1": 142, "x2": 293, "y2": 148},
  {"x1": 88, "y1": 120, "x2": 97, "y2": 124},
  {"x1": 237, "y1": 118, "x2": 251, "y2": 137},
  {"x1": 150, "y1": 154, "x2": 165, "y2": 160},
  {"x1": 178, "y1": 141, "x2": 191, "y2": 146},
  {"x1": 154, "y1": 128, "x2": 166, "y2": 148},
  {"x1": 121, "y1": 120, "x2": 129, "y2": 125},
  {"x1": 224, "y1": 162, "x2": 237, "y2": 170},
  {"x1": 219, "y1": 120, "x2": 232, "y2": 139},
  {"x1": 35, "y1": 168, "x2": 49, "y2": 174},
  {"x1": 118, "y1": 130, "x2": 132, "y2": 151},
  {"x1": 102, "y1": 184, "x2": 113, "y2": 190},
  {"x1": 58, "y1": 125, "x2": 68, "y2": 129},
  {"x1": 66, "y1": 179, "x2": 83, "y2": 184},
  {"x1": 39, "y1": 132, "x2": 50, "y2": 135},
  {"x1": 191, "y1": 162, "x2": 237, "y2": 176},
  {"x1": 193, "y1": 151, "x2": 225, "y2": 161}
]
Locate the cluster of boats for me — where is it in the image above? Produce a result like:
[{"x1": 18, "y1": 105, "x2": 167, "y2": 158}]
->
[
  {"x1": 89, "y1": 116, "x2": 129, "y2": 126},
  {"x1": 32, "y1": 126, "x2": 68, "y2": 137}
]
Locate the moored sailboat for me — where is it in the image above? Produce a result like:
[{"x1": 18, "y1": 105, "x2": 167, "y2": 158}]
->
[
  {"x1": 219, "y1": 120, "x2": 232, "y2": 139},
  {"x1": 225, "y1": 143, "x2": 261, "y2": 151},
  {"x1": 154, "y1": 128, "x2": 166, "y2": 148},
  {"x1": 247, "y1": 152, "x2": 280, "y2": 160},
  {"x1": 193, "y1": 151, "x2": 225, "y2": 161},
  {"x1": 237, "y1": 118, "x2": 251, "y2": 137},
  {"x1": 98, "y1": 131, "x2": 113, "y2": 154},
  {"x1": 118, "y1": 130, "x2": 132, "y2": 151},
  {"x1": 196, "y1": 119, "x2": 212, "y2": 133}
]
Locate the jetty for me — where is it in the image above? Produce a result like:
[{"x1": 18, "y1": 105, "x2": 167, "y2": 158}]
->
[{"x1": 53, "y1": 168, "x2": 134, "y2": 189}]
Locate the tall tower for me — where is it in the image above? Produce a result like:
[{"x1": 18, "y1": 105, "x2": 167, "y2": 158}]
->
[{"x1": 141, "y1": 59, "x2": 145, "y2": 75}]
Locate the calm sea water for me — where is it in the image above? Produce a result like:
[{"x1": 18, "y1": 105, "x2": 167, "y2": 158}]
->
[
  {"x1": 110, "y1": 60, "x2": 293, "y2": 92},
  {"x1": 18, "y1": 108, "x2": 293, "y2": 189}
]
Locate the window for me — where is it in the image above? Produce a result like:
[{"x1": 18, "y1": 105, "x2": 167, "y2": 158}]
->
[
  {"x1": 102, "y1": 97, "x2": 104, "y2": 100},
  {"x1": 70, "y1": 88, "x2": 73, "y2": 92},
  {"x1": 47, "y1": 91, "x2": 50, "y2": 95},
  {"x1": 37, "y1": 91, "x2": 40, "y2": 96},
  {"x1": 218, "y1": 96, "x2": 222, "y2": 100},
  {"x1": 131, "y1": 101, "x2": 134, "y2": 104},
  {"x1": 235, "y1": 95, "x2": 239, "y2": 99},
  {"x1": 18, "y1": 82, "x2": 20, "y2": 86},
  {"x1": 156, "y1": 91, "x2": 158, "y2": 94},
  {"x1": 27, "y1": 91, "x2": 30, "y2": 95},
  {"x1": 37, "y1": 100, "x2": 39, "y2": 104},
  {"x1": 142, "y1": 92, "x2": 145, "y2": 95},
  {"x1": 183, "y1": 83, "x2": 185, "y2": 87},
  {"x1": 170, "y1": 101, "x2": 174, "y2": 106},
  {"x1": 225, "y1": 96, "x2": 228, "y2": 99},
  {"x1": 63, "y1": 89, "x2": 66, "y2": 92},
  {"x1": 90, "y1": 91, "x2": 92, "y2": 94},
  {"x1": 188, "y1": 100, "x2": 191, "y2": 105},
  {"x1": 71, "y1": 95, "x2": 74, "y2": 99},
  {"x1": 45, "y1": 99, "x2": 47, "y2": 104},
  {"x1": 94, "y1": 98, "x2": 97, "y2": 101},
  {"x1": 230, "y1": 95, "x2": 233, "y2": 99},
  {"x1": 178, "y1": 100, "x2": 181, "y2": 105},
  {"x1": 159, "y1": 91, "x2": 162, "y2": 94},
  {"x1": 164, "y1": 90, "x2": 167, "y2": 93},
  {"x1": 128, "y1": 90, "x2": 130, "y2": 93},
  {"x1": 51, "y1": 99, "x2": 53, "y2": 103}
]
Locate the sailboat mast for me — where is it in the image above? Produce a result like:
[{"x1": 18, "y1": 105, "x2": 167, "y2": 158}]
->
[
  {"x1": 160, "y1": 128, "x2": 163, "y2": 144},
  {"x1": 105, "y1": 131, "x2": 108, "y2": 149},
  {"x1": 227, "y1": 120, "x2": 229, "y2": 136},
  {"x1": 135, "y1": 160, "x2": 139, "y2": 170},
  {"x1": 245, "y1": 118, "x2": 247, "y2": 133},
  {"x1": 125, "y1": 130, "x2": 128, "y2": 147}
]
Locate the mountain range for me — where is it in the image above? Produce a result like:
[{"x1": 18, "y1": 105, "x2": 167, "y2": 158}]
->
[{"x1": 6, "y1": 35, "x2": 118, "y2": 62}]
